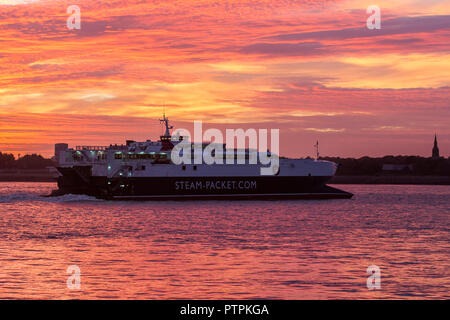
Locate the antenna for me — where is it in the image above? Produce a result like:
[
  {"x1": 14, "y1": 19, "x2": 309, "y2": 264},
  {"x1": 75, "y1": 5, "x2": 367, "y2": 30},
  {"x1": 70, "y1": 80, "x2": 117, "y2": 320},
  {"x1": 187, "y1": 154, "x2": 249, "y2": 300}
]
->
[{"x1": 314, "y1": 140, "x2": 319, "y2": 160}]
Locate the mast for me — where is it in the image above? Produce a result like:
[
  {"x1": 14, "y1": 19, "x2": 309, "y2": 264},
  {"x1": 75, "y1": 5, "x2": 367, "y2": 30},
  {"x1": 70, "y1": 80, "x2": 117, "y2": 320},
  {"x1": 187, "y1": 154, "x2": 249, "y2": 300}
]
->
[{"x1": 159, "y1": 113, "x2": 173, "y2": 137}]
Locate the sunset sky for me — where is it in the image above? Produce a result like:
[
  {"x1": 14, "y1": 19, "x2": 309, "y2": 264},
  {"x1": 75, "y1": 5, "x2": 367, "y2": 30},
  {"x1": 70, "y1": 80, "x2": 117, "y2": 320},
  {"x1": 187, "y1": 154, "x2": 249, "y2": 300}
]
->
[{"x1": 0, "y1": 0, "x2": 449, "y2": 158}]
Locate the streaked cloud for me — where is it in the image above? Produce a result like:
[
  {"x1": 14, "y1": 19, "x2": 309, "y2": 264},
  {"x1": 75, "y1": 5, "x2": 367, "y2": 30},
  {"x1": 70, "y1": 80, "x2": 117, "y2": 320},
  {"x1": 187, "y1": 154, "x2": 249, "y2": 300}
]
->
[{"x1": 0, "y1": 0, "x2": 448, "y2": 157}]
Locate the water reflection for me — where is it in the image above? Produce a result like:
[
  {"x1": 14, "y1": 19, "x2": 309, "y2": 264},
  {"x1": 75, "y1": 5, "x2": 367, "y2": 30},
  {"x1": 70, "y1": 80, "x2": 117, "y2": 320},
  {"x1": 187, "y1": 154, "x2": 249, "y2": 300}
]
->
[{"x1": 0, "y1": 183, "x2": 448, "y2": 299}]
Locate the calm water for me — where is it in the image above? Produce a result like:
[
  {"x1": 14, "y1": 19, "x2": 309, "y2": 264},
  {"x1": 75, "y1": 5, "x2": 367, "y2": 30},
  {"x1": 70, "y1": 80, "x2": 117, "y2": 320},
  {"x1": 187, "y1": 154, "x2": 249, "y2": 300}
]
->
[{"x1": 0, "y1": 182, "x2": 448, "y2": 299}]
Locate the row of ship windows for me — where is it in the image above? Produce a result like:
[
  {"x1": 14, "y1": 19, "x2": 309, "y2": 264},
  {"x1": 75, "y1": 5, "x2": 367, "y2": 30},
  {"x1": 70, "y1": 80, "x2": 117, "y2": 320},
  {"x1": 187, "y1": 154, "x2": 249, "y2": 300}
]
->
[
  {"x1": 115, "y1": 154, "x2": 252, "y2": 158},
  {"x1": 72, "y1": 154, "x2": 107, "y2": 161},
  {"x1": 73, "y1": 153, "x2": 255, "y2": 161},
  {"x1": 114, "y1": 153, "x2": 250, "y2": 161},
  {"x1": 182, "y1": 165, "x2": 197, "y2": 171},
  {"x1": 114, "y1": 153, "x2": 168, "y2": 160},
  {"x1": 126, "y1": 165, "x2": 198, "y2": 172},
  {"x1": 71, "y1": 153, "x2": 168, "y2": 161}
]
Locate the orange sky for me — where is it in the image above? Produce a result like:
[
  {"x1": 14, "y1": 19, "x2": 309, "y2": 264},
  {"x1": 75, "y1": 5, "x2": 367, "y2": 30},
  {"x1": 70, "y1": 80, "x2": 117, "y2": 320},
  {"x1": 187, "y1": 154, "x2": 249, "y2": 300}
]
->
[{"x1": 0, "y1": 0, "x2": 449, "y2": 158}]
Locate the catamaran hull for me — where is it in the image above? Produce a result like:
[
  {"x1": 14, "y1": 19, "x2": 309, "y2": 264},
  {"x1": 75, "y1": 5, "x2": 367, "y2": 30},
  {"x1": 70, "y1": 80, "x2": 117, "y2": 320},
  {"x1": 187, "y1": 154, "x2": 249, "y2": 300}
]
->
[{"x1": 56, "y1": 167, "x2": 353, "y2": 200}]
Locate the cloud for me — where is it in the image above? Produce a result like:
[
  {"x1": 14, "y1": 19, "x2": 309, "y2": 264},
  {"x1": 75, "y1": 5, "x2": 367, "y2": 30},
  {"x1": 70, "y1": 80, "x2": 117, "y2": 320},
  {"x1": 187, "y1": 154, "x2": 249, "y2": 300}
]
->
[
  {"x1": 0, "y1": 0, "x2": 39, "y2": 5},
  {"x1": 304, "y1": 127, "x2": 346, "y2": 133},
  {"x1": 265, "y1": 15, "x2": 450, "y2": 41},
  {"x1": 0, "y1": 1, "x2": 448, "y2": 157},
  {"x1": 240, "y1": 41, "x2": 327, "y2": 57}
]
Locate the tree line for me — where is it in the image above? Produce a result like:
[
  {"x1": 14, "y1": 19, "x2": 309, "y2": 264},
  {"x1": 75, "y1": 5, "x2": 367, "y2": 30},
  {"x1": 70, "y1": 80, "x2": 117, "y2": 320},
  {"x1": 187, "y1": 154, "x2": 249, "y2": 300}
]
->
[
  {"x1": 0, "y1": 152, "x2": 54, "y2": 169},
  {"x1": 321, "y1": 156, "x2": 450, "y2": 176},
  {"x1": 1, "y1": 151, "x2": 449, "y2": 175}
]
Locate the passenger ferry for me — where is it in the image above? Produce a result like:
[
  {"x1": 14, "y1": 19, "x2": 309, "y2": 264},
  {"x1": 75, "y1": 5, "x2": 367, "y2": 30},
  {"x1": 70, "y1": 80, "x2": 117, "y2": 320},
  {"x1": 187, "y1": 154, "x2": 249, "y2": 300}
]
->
[{"x1": 54, "y1": 116, "x2": 352, "y2": 200}]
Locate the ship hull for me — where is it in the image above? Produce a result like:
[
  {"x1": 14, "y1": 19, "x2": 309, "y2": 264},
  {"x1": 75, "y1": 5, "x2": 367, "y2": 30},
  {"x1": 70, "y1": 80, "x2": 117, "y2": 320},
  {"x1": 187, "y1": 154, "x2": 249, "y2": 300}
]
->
[{"x1": 56, "y1": 167, "x2": 353, "y2": 200}]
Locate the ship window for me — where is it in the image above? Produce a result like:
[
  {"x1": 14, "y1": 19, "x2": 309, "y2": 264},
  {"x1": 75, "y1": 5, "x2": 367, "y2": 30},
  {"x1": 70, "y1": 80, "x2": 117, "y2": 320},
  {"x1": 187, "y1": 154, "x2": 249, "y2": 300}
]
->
[
  {"x1": 182, "y1": 165, "x2": 186, "y2": 170},
  {"x1": 115, "y1": 153, "x2": 122, "y2": 160},
  {"x1": 72, "y1": 152, "x2": 82, "y2": 161},
  {"x1": 141, "y1": 165, "x2": 146, "y2": 170},
  {"x1": 159, "y1": 153, "x2": 167, "y2": 159},
  {"x1": 193, "y1": 165, "x2": 197, "y2": 171}
]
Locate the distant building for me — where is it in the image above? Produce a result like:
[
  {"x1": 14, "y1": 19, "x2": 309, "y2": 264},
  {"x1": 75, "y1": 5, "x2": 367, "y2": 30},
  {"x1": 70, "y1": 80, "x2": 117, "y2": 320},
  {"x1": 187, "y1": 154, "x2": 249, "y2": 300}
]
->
[
  {"x1": 382, "y1": 164, "x2": 413, "y2": 172},
  {"x1": 432, "y1": 134, "x2": 440, "y2": 159},
  {"x1": 54, "y1": 143, "x2": 68, "y2": 164}
]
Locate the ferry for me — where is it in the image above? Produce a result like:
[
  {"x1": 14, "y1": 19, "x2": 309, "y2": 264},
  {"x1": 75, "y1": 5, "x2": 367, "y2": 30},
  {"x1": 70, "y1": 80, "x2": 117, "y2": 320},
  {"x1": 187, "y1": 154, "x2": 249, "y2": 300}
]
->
[{"x1": 54, "y1": 117, "x2": 353, "y2": 200}]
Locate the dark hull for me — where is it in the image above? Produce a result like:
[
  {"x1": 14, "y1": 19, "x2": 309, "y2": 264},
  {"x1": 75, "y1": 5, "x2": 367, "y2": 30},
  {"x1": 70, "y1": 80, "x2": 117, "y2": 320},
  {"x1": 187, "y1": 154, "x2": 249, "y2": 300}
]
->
[
  {"x1": 109, "y1": 187, "x2": 353, "y2": 201},
  {"x1": 56, "y1": 166, "x2": 353, "y2": 200}
]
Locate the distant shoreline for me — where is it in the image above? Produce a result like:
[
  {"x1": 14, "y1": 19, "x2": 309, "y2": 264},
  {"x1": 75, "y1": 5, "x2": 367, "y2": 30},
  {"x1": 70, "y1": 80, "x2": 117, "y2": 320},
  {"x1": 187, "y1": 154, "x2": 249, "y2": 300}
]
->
[
  {"x1": 0, "y1": 169, "x2": 57, "y2": 182},
  {"x1": 0, "y1": 169, "x2": 449, "y2": 185},
  {"x1": 329, "y1": 175, "x2": 450, "y2": 185}
]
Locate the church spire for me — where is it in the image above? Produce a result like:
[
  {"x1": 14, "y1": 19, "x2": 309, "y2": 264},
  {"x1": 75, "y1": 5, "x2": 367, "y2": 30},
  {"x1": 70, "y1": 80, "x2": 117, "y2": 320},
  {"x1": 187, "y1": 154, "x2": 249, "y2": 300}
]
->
[{"x1": 432, "y1": 134, "x2": 440, "y2": 159}]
